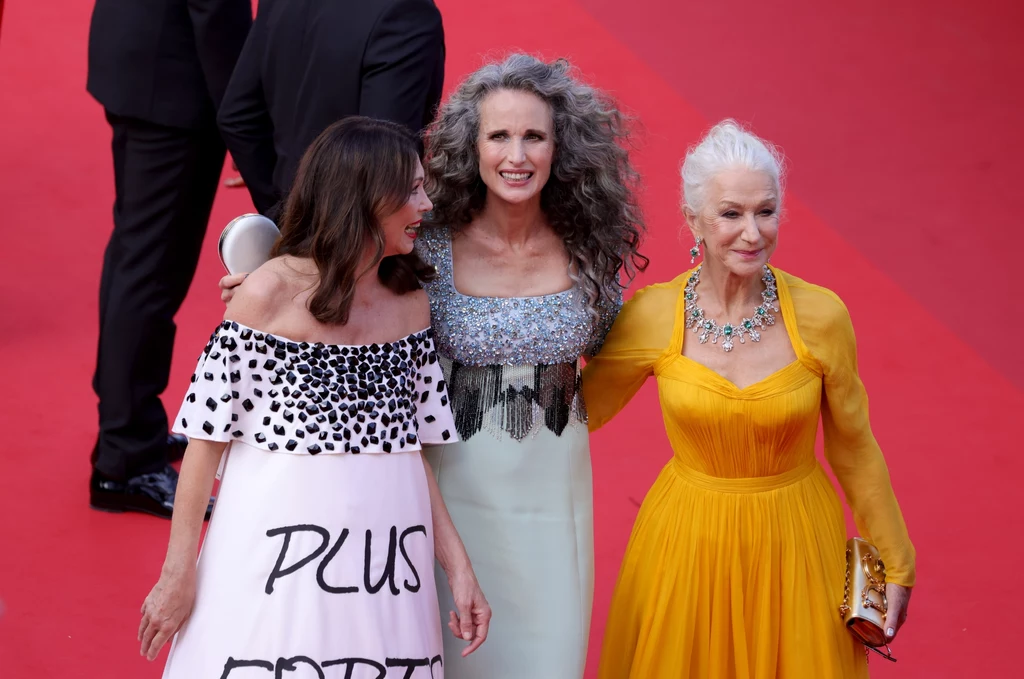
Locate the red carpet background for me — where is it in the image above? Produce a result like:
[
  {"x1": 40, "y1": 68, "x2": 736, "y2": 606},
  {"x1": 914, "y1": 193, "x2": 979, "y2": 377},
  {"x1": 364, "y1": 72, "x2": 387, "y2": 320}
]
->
[{"x1": 0, "y1": 0, "x2": 1020, "y2": 676}]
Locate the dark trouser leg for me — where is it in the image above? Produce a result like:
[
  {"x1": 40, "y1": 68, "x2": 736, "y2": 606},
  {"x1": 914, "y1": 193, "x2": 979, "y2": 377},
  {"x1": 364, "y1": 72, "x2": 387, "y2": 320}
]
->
[{"x1": 92, "y1": 112, "x2": 225, "y2": 480}]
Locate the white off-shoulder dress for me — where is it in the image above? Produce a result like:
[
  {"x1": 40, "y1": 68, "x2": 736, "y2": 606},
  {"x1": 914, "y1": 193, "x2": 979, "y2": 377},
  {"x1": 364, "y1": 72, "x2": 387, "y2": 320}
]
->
[{"x1": 162, "y1": 320, "x2": 457, "y2": 679}]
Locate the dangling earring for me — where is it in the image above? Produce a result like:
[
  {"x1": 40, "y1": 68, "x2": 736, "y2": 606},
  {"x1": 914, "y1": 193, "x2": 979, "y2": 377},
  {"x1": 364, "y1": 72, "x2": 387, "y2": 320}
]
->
[{"x1": 690, "y1": 237, "x2": 702, "y2": 265}]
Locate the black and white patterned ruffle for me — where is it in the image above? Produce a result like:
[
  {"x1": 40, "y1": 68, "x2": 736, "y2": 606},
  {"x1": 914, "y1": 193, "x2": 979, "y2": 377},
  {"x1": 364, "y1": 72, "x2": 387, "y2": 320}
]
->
[{"x1": 173, "y1": 321, "x2": 456, "y2": 455}]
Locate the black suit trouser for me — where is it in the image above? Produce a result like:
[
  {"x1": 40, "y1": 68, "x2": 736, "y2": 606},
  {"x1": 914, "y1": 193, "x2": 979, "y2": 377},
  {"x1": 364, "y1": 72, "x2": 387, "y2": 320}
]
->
[{"x1": 92, "y1": 111, "x2": 225, "y2": 480}]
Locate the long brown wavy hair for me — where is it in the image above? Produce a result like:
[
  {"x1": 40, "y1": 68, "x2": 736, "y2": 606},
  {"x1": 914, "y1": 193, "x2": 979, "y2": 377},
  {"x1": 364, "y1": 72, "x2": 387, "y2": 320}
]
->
[
  {"x1": 424, "y1": 54, "x2": 647, "y2": 316},
  {"x1": 271, "y1": 117, "x2": 435, "y2": 325}
]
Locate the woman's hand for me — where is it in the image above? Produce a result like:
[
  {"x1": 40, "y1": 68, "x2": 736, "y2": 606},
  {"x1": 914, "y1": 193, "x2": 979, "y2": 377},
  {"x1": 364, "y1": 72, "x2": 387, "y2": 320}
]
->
[
  {"x1": 418, "y1": 452, "x2": 491, "y2": 656},
  {"x1": 224, "y1": 159, "x2": 246, "y2": 188},
  {"x1": 219, "y1": 273, "x2": 248, "y2": 304},
  {"x1": 884, "y1": 583, "x2": 911, "y2": 641},
  {"x1": 446, "y1": 566, "x2": 491, "y2": 657},
  {"x1": 138, "y1": 566, "x2": 196, "y2": 661}
]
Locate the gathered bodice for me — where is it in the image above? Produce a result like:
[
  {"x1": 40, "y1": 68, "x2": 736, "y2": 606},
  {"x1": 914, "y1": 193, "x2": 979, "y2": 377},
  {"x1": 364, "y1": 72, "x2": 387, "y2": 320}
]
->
[
  {"x1": 651, "y1": 276, "x2": 825, "y2": 477},
  {"x1": 655, "y1": 358, "x2": 823, "y2": 478}
]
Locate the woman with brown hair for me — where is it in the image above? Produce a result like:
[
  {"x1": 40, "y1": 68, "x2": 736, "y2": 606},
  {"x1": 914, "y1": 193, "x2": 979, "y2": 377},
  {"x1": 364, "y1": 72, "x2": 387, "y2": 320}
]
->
[{"x1": 137, "y1": 116, "x2": 490, "y2": 677}]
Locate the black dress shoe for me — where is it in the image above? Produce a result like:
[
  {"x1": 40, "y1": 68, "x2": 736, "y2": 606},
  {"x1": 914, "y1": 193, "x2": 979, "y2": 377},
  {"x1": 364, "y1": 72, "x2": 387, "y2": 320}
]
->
[
  {"x1": 90, "y1": 465, "x2": 214, "y2": 520},
  {"x1": 167, "y1": 433, "x2": 188, "y2": 462}
]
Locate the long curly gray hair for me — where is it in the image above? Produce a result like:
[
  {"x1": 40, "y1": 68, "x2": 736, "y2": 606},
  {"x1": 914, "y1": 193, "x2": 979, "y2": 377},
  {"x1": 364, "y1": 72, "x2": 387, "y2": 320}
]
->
[{"x1": 424, "y1": 53, "x2": 647, "y2": 317}]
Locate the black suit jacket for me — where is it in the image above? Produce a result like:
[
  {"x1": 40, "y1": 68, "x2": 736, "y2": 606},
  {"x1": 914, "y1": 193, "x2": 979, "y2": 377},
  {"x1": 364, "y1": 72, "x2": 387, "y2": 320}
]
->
[
  {"x1": 217, "y1": 0, "x2": 445, "y2": 216},
  {"x1": 87, "y1": 0, "x2": 252, "y2": 130}
]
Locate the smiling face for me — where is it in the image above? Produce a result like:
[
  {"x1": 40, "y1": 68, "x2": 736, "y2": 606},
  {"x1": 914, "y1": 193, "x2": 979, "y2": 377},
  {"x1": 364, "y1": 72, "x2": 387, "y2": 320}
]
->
[
  {"x1": 476, "y1": 88, "x2": 555, "y2": 208},
  {"x1": 685, "y1": 166, "x2": 780, "y2": 277},
  {"x1": 379, "y1": 159, "x2": 432, "y2": 257}
]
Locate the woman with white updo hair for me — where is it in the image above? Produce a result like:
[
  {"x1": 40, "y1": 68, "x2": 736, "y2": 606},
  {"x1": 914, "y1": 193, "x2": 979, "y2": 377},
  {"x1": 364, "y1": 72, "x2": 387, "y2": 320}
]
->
[{"x1": 583, "y1": 120, "x2": 915, "y2": 677}]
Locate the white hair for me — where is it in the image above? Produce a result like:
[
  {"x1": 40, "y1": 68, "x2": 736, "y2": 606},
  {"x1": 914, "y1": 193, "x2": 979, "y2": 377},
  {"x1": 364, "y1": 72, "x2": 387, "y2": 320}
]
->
[{"x1": 681, "y1": 119, "x2": 785, "y2": 215}]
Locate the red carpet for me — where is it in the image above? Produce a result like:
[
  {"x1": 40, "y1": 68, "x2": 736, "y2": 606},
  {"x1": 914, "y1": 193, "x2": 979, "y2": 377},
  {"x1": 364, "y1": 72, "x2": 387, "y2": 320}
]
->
[{"x1": 0, "y1": 0, "x2": 1019, "y2": 676}]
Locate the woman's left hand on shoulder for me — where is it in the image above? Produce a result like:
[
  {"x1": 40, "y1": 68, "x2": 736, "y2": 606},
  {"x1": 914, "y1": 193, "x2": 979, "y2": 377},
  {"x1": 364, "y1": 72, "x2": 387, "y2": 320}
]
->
[
  {"x1": 219, "y1": 272, "x2": 248, "y2": 304},
  {"x1": 884, "y1": 583, "x2": 912, "y2": 641}
]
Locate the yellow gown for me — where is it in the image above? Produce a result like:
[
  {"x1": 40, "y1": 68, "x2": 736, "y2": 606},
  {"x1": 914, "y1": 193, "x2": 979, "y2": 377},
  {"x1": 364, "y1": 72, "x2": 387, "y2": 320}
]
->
[{"x1": 583, "y1": 266, "x2": 915, "y2": 679}]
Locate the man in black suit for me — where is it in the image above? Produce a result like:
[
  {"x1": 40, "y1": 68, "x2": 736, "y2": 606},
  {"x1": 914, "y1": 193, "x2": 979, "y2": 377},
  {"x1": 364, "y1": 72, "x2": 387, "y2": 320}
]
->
[
  {"x1": 87, "y1": 0, "x2": 251, "y2": 518},
  {"x1": 218, "y1": 0, "x2": 445, "y2": 218}
]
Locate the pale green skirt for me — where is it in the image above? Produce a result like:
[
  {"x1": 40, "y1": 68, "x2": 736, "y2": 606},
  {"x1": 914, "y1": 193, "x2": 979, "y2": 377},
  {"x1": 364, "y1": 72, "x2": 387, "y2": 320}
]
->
[{"x1": 425, "y1": 423, "x2": 594, "y2": 679}]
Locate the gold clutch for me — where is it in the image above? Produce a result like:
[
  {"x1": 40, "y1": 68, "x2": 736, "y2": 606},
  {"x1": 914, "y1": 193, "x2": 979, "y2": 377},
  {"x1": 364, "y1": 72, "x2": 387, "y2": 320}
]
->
[{"x1": 839, "y1": 537, "x2": 896, "y2": 661}]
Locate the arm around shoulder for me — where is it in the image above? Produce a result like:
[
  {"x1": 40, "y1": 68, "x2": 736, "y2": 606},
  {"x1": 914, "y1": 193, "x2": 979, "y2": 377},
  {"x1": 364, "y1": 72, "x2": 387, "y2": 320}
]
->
[{"x1": 581, "y1": 280, "x2": 679, "y2": 431}]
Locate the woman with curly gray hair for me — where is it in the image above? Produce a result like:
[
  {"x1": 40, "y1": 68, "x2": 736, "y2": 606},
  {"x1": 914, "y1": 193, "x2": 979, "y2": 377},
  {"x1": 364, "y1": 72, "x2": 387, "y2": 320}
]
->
[{"x1": 415, "y1": 53, "x2": 646, "y2": 678}]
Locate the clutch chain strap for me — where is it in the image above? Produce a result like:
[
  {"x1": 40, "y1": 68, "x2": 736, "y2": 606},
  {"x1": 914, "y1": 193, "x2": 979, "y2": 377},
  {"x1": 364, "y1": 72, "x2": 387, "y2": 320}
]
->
[
  {"x1": 839, "y1": 549, "x2": 889, "y2": 618},
  {"x1": 861, "y1": 553, "x2": 888, "y2": 613},
  {"x1": 839, "y1": 547, "x2": 897, "y2": 663}
]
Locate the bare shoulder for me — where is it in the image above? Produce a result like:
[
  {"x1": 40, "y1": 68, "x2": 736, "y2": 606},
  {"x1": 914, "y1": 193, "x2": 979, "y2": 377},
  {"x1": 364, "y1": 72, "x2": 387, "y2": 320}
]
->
[
  {"x1": 346, "y1": 287, "x2": 431, "y2": 345},
  {"x1": 397, "y1": 288, "x2": 432, "y2": 334},
  {"x1": 224, "y1": 259, "x2": 295, "y2": 329}
]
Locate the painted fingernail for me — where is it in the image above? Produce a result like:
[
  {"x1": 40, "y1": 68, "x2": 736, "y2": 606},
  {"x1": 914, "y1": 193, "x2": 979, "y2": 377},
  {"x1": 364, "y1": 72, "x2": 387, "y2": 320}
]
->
[{"x1": 886, "y1": 627, "x2": 895, "y2": 637}]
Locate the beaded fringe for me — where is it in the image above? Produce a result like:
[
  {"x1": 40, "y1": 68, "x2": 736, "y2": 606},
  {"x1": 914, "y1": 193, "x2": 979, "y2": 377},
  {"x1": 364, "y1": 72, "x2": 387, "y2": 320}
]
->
[{"x1": 442, "y1": 358, "x2": 586, "y2": 441}]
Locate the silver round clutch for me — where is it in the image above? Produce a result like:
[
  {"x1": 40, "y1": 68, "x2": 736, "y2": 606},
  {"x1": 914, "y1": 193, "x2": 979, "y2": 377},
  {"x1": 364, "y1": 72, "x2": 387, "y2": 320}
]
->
[{"x1": 218, "y1": 213, "x2": 280, "y2": 275}]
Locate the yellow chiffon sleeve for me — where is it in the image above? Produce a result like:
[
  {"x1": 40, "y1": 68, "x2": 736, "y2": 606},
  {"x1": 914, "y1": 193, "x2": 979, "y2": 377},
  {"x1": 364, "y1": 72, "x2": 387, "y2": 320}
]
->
[
  {"x1": 582, "y1": 279, "x2": 680, "y2": 431},
  {"x1": 793, "y1": 279, "x2": 917, "y2": 586}
]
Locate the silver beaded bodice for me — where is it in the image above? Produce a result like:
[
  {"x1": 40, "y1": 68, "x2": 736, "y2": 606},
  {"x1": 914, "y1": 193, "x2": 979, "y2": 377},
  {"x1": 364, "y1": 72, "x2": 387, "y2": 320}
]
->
[
  {"x1": 414, "y1": 225, "x2": 622, "y2": 441},
  {"x1": 415, "y1": 225, "x2": 620, "y2": 367}
]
